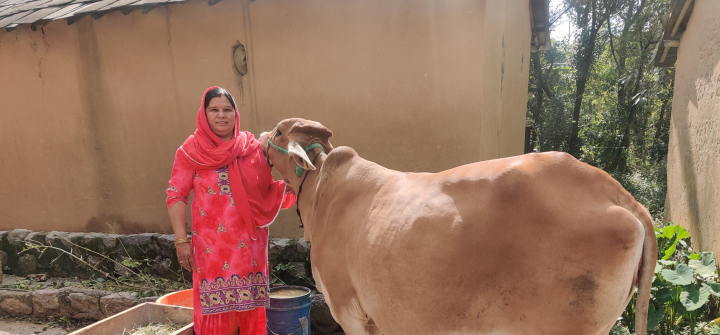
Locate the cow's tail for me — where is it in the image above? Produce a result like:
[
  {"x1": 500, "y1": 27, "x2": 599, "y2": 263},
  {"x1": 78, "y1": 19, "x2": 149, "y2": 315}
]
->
[{"x1": 631, "y1": 204, "x2": 657, "y2": 335}]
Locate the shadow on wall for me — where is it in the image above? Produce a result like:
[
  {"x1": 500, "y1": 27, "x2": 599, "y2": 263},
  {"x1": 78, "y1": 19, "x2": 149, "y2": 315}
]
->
[
  {"x1": 668, "y1": 45, "x2": 720, "y2": 254},
  {"x1": 77, "y1": 18, "x2": 125, "y2": 231},
  {"x1": 672, "y1": 86, "x2": 701, "y2": 247}
]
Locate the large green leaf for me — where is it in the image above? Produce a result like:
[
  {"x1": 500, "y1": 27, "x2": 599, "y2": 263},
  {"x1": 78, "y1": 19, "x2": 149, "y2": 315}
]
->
[
  {"x1": 660, "y1": 226, "x2": 674, "y2": 239},
  {"x1": 679, "y1": 285, "x2": 710, "y2": 311},
  {"x1": 662, "y1": 233, "x2": 679, "y2": 260},
  {"x1": 661, "y1": 225, "x2": 690, "y2": 240},
  {"x1": 675, "y1": 226, "x2": 691, "y2": 239},
  {"x1": 705, "y1": 282, "x2": 720, "y2": 297},
  {"x1": 655, "y1": 287, "x2": 675, "y2": 304},
  {"x1": 646, "y1": 304, "x2": 664, "y2": 330},
  {"x1": 661, "y1": 263, "x2": 693, "y2": 285},
  {"x1": 652, "y1": 276, "x2": 670, "y2": 289},
  {"x1": 689, "y1": 252, "x2": 718, "y2": 277},
  {"x1": 654, "y1": 261, "x2": 662, "y2": 274},
  {"x1": 689, "y1": 253, "x2": 702, "y2": 260}
]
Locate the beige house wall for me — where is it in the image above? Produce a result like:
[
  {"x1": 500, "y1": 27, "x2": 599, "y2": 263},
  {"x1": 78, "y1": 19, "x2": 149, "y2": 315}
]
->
[
  {"x1": 0, "y1": 0, "x2": 531, "y2": 238},
  {"x1": 665, "y1": 0, "x2": 720, "y2": 255}
]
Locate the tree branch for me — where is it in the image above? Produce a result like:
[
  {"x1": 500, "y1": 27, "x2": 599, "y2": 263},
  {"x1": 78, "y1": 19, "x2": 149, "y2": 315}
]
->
[
  {"x1": 607, "y1": 18, "x2": 620, "y2": 68},
  {"x1": 544, "y1": 50, "x2": 555, "y2": 79},
  {"x1": 550, "y1": 5, "x2": 573, "y2": 27},
  {"x1": 532, "y1": 52, "x2": 555, "y2": 99}
]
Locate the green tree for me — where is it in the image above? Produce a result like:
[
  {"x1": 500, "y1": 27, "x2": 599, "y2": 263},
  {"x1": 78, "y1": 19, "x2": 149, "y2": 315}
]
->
[{"x1": 526, "y1": 0, "x2": 673, "y2": 217}]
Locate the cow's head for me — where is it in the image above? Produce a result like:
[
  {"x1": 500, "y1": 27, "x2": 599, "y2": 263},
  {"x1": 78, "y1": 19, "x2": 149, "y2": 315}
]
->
[{"x1": 260, "y1": 119, "x2": 333, "y2": 237}]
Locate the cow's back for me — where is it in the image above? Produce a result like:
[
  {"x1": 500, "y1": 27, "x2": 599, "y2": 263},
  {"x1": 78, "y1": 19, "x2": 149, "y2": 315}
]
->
[{"x1": 342, "y1": 151, "x2": 645, "y2": 335}]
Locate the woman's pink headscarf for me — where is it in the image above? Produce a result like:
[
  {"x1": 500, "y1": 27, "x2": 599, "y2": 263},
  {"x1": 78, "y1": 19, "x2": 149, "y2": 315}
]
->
[{"x1": 179, "y1": 86, "x2": 293, "y2": 227}]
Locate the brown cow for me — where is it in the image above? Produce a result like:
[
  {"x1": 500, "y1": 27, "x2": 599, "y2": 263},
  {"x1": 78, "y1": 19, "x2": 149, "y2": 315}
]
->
[{"x1": 261, "y1": 118, "x2": 655, "y2": 335}]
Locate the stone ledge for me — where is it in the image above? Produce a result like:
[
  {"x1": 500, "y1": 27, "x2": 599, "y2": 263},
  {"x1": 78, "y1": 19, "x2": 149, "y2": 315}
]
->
[
  {"x1": 0, "y1": 288, "x2": 156, "y2": 321},
  {"x1": 1, "y1": 229, "x2": 312, "y2": 282}
]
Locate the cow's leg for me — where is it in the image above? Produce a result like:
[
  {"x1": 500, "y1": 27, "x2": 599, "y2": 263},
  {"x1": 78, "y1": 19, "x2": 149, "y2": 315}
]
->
[
  {"x1": 597, "y1": 322, "x2": 615, "y2": 335},
  {"x1": 367, "y1": 319, "x2": 383, "y2": 335},
  {"x1": 335, "y1": 312, "x2": 371, "y2": 335},
  {"x1": 333, "y1": 298, "x2": 375, "y2": 335},
  {"x1": 597, "y1": 291, "x2": 634, "y2": 335}
]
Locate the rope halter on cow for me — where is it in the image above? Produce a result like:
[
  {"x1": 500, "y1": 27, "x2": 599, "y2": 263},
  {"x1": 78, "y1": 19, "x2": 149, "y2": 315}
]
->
[
  {"x1": 265, "y1": 135, "x2": 324, "y2": 228},
  {"x1": 267, "y1": 140, "x2": 324, "y2": 177}
]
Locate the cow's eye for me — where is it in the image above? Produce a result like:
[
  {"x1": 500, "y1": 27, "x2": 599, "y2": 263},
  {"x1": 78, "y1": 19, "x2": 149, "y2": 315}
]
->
[{"x1": 275, "y1": 130, "x2": 282, "y2": 137}]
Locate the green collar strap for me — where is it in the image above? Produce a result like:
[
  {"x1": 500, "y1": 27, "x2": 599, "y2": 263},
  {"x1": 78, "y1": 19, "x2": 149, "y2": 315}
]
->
[
  {"x1": 268, "y1": 140, "x2": 288, "y2": 155},
  {"x1": 268, "y1": 141, "x2": 325, "y2": 176}
]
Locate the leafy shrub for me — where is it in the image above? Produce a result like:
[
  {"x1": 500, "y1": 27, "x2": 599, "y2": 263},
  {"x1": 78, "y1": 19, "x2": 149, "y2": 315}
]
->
[
  {"x1": 610, "y1": 162, "x2": 667, "y2": 219},
  {"x1": 618, "y1": 224, "x2": 720, "y2": 335}
]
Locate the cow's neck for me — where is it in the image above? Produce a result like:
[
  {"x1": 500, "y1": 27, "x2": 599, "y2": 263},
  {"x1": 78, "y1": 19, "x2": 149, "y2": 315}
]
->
[{"x1": 295, "y1": 152, "x2": 326, "y2": 242}]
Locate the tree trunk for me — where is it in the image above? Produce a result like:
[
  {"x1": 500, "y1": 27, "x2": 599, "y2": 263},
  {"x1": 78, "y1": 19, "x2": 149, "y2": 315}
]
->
[
  {"x1": 527, "y1": 51, "x2": 551, "y2": 152},
  {"x1": 610, "y1": 64, "x2": 645, "y2": 171},
  {"x1": 567, "y1": 1, "x2": 611, "y2": 156}
]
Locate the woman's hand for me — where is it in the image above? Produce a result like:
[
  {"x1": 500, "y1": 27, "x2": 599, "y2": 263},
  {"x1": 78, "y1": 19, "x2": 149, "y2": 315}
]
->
[
  {"x1": 168, "y1": 202, "x2": 193, "y2": 272},
  {"x1": 176, "y1": 243, "x2": 194, "y2": 272}
]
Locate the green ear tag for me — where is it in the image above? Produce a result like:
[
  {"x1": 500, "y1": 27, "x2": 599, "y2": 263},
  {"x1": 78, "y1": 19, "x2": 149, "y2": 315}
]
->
[{"x1": 294, "y1": 164, "x2": 304, "y2": 177}]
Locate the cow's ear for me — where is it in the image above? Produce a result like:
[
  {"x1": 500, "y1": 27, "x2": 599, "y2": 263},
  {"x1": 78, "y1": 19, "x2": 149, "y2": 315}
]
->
[
  {"x1": 290, "y1": 121, "x2": 333, "y2": 140},
  {"x1": 288, "y1": 141, "x2": 316, "y2": 171},
  {"x1": 288, "y1": 121, "x2": 334, "y2": 153}
]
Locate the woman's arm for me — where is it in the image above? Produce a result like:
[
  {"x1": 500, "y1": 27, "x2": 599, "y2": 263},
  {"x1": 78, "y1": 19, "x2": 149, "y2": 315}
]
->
[
  {"x1": 168, "y1": 201, "x2": 188, "y2": 240},
  {"x1": 166, "y1": 150, "x2": 195, "y2": 272},
  {"x1": 168, "y1": 202, "x2": 194, "y2": 272}
]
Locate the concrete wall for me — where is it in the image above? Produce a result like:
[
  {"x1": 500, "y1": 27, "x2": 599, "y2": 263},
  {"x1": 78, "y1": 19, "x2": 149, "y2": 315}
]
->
[
  {"x1": 0, "y1": 0, "x2": 531, "y2": 238},
  {"x1": 665, "y1": 0, "x2": 720, "y2": 255}
]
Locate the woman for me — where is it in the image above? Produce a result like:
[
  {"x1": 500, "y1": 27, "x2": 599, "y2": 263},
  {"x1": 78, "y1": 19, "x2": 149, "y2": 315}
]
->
[{"x1": 166, "y1": 87, "x2": 295, "y2": 335}]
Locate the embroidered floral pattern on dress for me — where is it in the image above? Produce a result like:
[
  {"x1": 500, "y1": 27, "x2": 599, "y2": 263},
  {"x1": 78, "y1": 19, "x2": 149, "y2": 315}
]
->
[
  {"x1": 237, "y1": 240, "x2": 247, "y2": 249},
  {"x1": 256, "y1": 286, "x2": 268, "y2": 299},
  {"x1": 220, "y1": 184, "x2": 231, "y2": 195},
  {"x1": 198, "y1": 273, "x2": 270, "y2": 314},
  {"x1": 208, "y1": 186, "x2": 216, "y2": 195},
  {"x1": 206, "y1": 246, "x2": 212, "y2": 254},
  {"x1": 200, "y1": 208, "x2": 207, "y2": 216},
  {"x1": 224, "y1": 290, "x2": 237, "y2": 303},
  {"x1": 217, "y1": 223, "x2": 226, "y2": 233},
  {"x1": 217, "y1": 168, "x2": 229, "y2": 180},
  {"x1": 166, "y1": 184, "x2": 188, "y2": 204},
  {"x1": 217, "y1": 167, "x2": 232, "y2": 196},
  {"x1": 166, "y1": 195, "x2": 188, "y2": 203},
  {"x1": 223, "y1": 261, "x2": 230, "y2": 271}
]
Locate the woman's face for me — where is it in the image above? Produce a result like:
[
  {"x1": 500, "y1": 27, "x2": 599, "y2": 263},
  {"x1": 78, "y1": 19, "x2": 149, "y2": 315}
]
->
[{"x1": 205, "y1": 95, "x2": 236, "y2": 141}]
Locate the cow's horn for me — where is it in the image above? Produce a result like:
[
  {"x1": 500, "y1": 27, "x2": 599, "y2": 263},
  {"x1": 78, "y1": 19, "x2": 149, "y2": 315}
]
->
[{"x1": 288, "y1": 141, "x2": 316, "y2": 171}]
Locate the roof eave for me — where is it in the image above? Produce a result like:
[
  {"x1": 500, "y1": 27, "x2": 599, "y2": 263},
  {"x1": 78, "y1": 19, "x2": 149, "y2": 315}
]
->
[
  {"x1": 654, "y1": 0, "x2": 695, "y2": 67},
  {"x1": 530, "y1": 0, "x2": 551, "y2": 52}
]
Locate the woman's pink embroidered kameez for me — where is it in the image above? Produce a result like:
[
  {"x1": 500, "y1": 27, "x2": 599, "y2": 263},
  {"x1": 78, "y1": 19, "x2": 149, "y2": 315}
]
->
[{"x1": 167, "y1": 87, "x2": 294, "y2": 335}]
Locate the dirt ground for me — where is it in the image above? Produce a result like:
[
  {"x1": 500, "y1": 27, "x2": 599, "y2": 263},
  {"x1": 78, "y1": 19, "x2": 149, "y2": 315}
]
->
[
  {"x1": 0, "y1": 318, "x2": 66, "y2": 335},
  {"x1": 0, "y1": 315, "x2": 92, "y2": 335},
  {"x1": 0, "y1": 316, "x2": 346, "y2": 335}
]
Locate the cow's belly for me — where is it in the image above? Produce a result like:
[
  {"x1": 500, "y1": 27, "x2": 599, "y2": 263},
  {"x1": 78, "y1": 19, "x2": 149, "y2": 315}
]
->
[{"x1": 350, "y1": 198, "x2": 644, "y2": 335}]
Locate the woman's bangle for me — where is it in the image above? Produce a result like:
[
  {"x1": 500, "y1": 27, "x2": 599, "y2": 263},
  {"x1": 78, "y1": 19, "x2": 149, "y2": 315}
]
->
[{"x1": 174, "y1": 238, "x2": 191, "y2": 245}]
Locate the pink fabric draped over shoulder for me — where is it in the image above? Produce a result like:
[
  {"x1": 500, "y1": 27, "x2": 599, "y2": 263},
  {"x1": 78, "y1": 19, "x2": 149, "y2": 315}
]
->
[{"x1": 170, "y1": 86, "x2": 295, "y2": 226}]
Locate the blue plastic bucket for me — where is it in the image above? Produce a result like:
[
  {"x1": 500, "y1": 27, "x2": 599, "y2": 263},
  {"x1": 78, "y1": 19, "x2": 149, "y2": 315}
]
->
[{"x1": 266, "y1": 286, "x2": 312, "y2": 335}]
